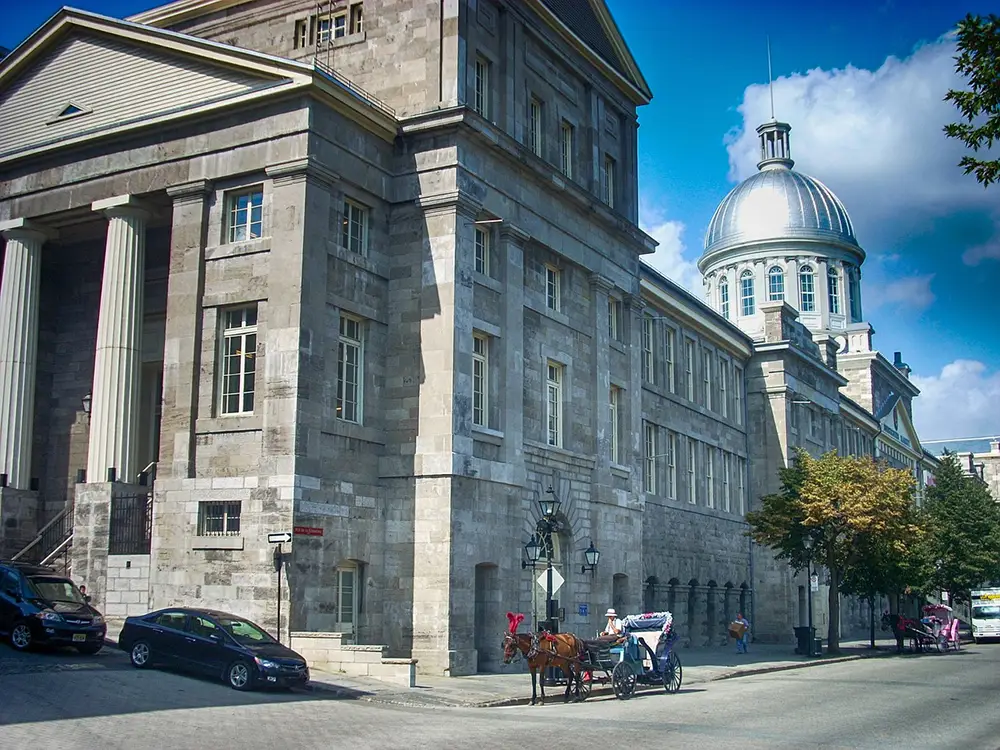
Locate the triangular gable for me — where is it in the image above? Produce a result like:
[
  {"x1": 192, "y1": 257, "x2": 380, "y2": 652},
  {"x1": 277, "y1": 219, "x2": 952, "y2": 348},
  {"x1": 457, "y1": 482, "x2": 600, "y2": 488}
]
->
[{"x1": 878, "y1": 397, "x2": 921, "y2": 454}]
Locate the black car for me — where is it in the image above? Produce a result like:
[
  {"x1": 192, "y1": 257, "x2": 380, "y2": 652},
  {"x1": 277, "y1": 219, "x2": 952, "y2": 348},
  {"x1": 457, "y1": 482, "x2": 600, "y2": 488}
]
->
[
  {"x1": 118, "y1": 607, "x2": 310, "y2": 690},
  {"x1": 0, "y1": 561, "x2": 107, "y2": 653}
]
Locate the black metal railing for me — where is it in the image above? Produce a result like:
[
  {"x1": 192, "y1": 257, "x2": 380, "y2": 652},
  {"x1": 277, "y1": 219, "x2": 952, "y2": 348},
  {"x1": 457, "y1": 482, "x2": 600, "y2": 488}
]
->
[
  {"x1": 313, "y1": 59, "x2": 396, "y2": 118},
  {"x1": 108, "y1": 494, "x2": 152, "y2": 555},
  {"x1": 12, "y1": 505, "x2": 74, "y2": 564}
]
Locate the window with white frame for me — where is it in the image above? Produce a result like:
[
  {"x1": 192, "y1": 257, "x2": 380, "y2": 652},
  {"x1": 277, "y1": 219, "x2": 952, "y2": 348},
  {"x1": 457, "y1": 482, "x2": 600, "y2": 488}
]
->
[
  {"x1": 609, "y1": 298, "x2": 623, "y2": 343},
  {"x1": 665, "y1": 327, "x2": 676, "y2": 392},
  {"x1": 740, "y1": 270, "x2": 755, "y2": 316},
  {"x1": 768, "y1": 266, "x2": 785, "y2": 301},
  {"x1": 719, "y1": 278, "x2": 730, "y2": 319},
  {"x1": 317, "y1": 12, "x2": 347, "y2": 42},
  {"x1": 220, "y1": 305, "x2": 257, "y2": 415},
  {"x1": 545, "y1": 265, "x2": 560, "y2": 311},
  {"x1": 609, "y1": 386, "x2": 621, "y2": 463},
  {"x1": 706, "y1": 448, "x2": 715, "y2": 509},
  {"x1": 337, "y1": 315, "x2": 364, "y2": 423},
  {"x1": 227, "y1": 188, "x2": 263, "y2": 243},
  {"x1": 643, "y1": 422, "x2": 657, "y2": 494},
  {"x1": 546, "y1": 361, "x2": 563, "y2": 447},
  {"x1": 828, "y1": 267, "x2": 841, "y2": 314},
  {"x1": 342, "y1": 199, "x2": 369, "y2": 255},
  {"x1": 601, "y1": 154, "x2": 615, "y2": 208},
  {"x1": 667, "y1": 431, "x2": 677, "y2": 499},
  {"x1": 560, "y1": 121, "x2": 573, "y2": 178},
  {"x1": 474, "y1": 56, "x2": 490, "y2": 118},
  {"x1": 719, "y1": 355, "x2": 728, "y2": 418},
  {"x1": 685, "y1": 340, "x2": 695, "y2": 401},
  {"x1": 642, "y1": 315, "x2": 654, "y2": 383},
  {"x1": 687, "y1": 439, "x2": 697, "y2": 504},
  {"x1": 734, "y1": 366, "x2": 743, "y2": 425},
  {"x1": 529, "y1": 97, "x2": 542, "y2": 156},
  {"x1": 198, "y1": 501, "x2": 241, "y2": 536},
  {"x1": 799, "y1": 266, "x2": 816, "y2": 312},
  {"x1": 349, "y1": 3, "x2": 363, "y2": 34},
  {"x1": 336, "y1": 565, "x2": 358, "y2": 632},
  {"x1": 738, "y1": 458, "x2": 746, "y2": 515},
  {"x1": 294, "y1": 19, "x2": 308, "y2": 48},
  {"x1": 849, "y1": 271, "x2": 862, "y2": 322},
  {"x1": 703, "y1": 350, "x2": 712, "y2": 410},
  {"x1": 723, "y1": 452, "x2": 731, "y2": 512},
  {"x1": 472, "y1": 333, "x2": 489, "y2": 427},
  {"x1": 474, "y1": 227, "x2": 490, "y2": 276}
]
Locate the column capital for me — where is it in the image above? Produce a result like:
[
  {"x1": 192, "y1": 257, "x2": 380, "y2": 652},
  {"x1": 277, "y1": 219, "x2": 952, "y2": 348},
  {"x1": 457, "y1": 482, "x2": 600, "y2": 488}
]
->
[
  {"x1": 265, "y1": 156, "x2": 339, "y2": 188},
  {"x1": 418, "y1": 190, "x2": 483, "y2": 219},
  {"x1": 166, "y1": 179, "x2": 212, "y2": 202},
  {"x1": 589, "y1": 273, "x2": 614, "y2": 294},
  {"x1": 92, "y1": 195, "x2": 151, "y2": 221},
  {"x1": 498, "y1": 222, "x2": 530, "y2": 245},
  {"x1": 0, "y1": 217, "x2": 58, "y2": 242},
  {"x1": 623, "y1": 293, "x2": 646, "y2": 313}
]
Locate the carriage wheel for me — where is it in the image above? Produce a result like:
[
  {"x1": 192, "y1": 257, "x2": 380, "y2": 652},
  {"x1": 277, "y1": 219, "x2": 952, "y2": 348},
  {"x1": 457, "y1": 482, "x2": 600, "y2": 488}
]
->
[
  {"x1": 577, "y1": 671, "x2": 593, "y2": 701},
  {"x1": 662, "y1": 651, "x2": 683, "y2": 694},
  {"x1": 612, "y1": 662, "x2": 637, "y2": 700},
  {"x1": 936, "y1": 636, "x2": 947, "y2": 653}
]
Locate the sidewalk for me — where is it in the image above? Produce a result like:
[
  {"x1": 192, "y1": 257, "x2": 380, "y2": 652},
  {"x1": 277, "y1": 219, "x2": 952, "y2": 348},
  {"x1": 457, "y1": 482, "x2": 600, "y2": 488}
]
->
[{"x1": 305, "y1": 637, "x2": 901, "y2": 708}]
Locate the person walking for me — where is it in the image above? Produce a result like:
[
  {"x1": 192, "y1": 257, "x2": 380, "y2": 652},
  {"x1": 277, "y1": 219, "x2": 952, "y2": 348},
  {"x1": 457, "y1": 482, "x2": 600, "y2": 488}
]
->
[{"x1": 734, "y1": 612, "x2": 751, "y2": 654}]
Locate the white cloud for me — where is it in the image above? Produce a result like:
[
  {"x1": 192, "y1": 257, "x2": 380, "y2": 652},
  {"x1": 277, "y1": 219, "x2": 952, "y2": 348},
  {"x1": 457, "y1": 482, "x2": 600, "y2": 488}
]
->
[
  {"x1": 865, "y1": 273, "x2": 936, "y2": 310},
  {"x1": 639, "y1": 205, "x2": 703, "y2": 293},
  {"x1": 912, "y1": 360, "x2": 1000, "y2": 440},
  {"x1": 963, "y1": 239, "x2": 1000, "y2": 266}
]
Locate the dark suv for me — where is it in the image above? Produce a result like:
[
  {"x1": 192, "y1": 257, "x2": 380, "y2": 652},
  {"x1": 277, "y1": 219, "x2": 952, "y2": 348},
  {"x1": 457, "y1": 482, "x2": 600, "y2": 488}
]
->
[{"x1": 0, "y1": 561, "x2": 107, "y2": 654}]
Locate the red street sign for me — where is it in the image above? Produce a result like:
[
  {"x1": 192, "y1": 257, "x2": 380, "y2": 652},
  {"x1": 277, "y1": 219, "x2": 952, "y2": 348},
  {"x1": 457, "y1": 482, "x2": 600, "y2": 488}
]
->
[{"x1": 293, "y1": 526, "x2": 323, "y2": 537}]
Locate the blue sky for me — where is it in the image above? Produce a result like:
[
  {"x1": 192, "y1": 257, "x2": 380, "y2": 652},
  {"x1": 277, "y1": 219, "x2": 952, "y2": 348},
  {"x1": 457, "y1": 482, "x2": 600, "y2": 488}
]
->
[{"x1": 2, "y1": 0, "x2": 998, "y2": 440}]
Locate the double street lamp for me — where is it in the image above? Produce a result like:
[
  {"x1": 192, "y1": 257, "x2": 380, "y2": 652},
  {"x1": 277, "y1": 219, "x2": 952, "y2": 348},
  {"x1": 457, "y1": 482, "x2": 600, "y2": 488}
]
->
[{"x1": 803, "y1": 535, "x2": 816, "y2": 656}]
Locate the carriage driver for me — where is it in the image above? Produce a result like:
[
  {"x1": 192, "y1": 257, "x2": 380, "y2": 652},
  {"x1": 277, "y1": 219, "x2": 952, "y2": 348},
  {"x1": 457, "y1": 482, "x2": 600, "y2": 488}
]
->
[{"x1": 602, "y1": 608, "x2": 623, "y2": 637}]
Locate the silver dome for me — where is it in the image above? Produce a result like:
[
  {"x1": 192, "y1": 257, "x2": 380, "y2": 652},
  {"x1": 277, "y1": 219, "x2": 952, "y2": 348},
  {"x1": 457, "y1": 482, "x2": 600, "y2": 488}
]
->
[{"x1": 703, "y1": 169, "x2": 859, "y2": 255}]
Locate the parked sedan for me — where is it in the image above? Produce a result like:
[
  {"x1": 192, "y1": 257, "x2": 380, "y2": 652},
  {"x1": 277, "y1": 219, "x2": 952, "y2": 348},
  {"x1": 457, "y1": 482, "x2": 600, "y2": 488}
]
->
[{"x1": 118, "y1": 607, "x2": 309, "y2": 690}]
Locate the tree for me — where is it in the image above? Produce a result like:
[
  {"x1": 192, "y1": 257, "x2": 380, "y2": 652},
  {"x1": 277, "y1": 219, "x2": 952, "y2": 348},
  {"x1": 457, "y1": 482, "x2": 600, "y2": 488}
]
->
[
  {"x1": 944, "y1": 14, "x2": 1000, "y2": 187},
  {"x1": 747, "y1": 450, "x2": 919, "y2": 653},
  {"x1": 913, "y1": 452, "x2": 1000, "y2": 604}
]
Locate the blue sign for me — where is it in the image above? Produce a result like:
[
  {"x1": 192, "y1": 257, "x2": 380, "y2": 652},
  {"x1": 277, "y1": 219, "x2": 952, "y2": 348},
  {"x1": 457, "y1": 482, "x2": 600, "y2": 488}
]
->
[{"x1": 578, "y1": 604, "x2": 588, "y2": 617}]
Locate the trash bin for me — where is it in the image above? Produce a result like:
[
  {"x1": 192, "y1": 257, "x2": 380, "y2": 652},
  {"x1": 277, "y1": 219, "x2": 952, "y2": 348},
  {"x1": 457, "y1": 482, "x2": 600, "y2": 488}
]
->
[
  {"x1": 813, "y1": 637, "x2": 823, "y2": 656},
  {"x1": 794, "y1": 626, "x2": 816, "y2": 655}
]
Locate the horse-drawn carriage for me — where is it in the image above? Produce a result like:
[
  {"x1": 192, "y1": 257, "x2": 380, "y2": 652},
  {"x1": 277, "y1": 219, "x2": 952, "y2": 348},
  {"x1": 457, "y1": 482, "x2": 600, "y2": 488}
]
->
[{"x1": 881, "y1": 604, "x2": 962, "y2": 654}]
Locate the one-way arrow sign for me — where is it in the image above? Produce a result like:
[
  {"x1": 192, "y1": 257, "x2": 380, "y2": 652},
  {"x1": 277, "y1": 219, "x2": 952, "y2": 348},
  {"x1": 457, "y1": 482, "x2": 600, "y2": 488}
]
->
[{"x1": 267, "y1": 532, "x2": 292, "y2": 544}]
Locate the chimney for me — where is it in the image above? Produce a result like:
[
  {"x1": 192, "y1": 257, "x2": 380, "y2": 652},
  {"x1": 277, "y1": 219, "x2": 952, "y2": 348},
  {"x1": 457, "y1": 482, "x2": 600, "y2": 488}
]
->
[
  {"x1": 893, "y1": 351, "x2": 911, "y2": 379},
  {"x1": 990, "y1": 439, "x2": 1000, "y2": 455}
]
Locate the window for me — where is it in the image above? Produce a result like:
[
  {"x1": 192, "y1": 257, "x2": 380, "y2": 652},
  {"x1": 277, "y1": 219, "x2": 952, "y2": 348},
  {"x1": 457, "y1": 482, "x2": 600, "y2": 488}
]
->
[
  {"x1": 685, "y1": 340, "x2": 695, "y2": 401},
  {"x1": 560, "y1": 121, "x2": 574, "y2": 178},
  {"x1": 734, "y1": 366, "x2": 743, "y2": 425},
  {"x1": 799, "y1": 266, "x2": 815, "y2": 312},
  {"x1": 529, "y1": 97, "x2": 542, "y2": 156},
  {"x1": 667, "y1": 432, "x2": 677, "y2": 499},
  {"x1": 737, "y1": 458, "x2": 745, "y2": 515},
  {"x1": 474, "y1": 227, "x2": 490, "y2": 276},
  {"x1": 703, "y1": 350, "x2": 712, "y2": 410},
  {"x1": 336, "y1": 566, "x2": 358, "y2": 632},
  {"x1": 349, "y1": 3, "x2": 363, "y2": 34},
  {"x1": 342, "y1": 200, "x2": 369, "y2": 255},
  {"x1": 227, "y1": 188, "x2": 263, "y2": 243},
  {"x1": 472, "y1": 333, "x2": 489, "y2": 427},
  {"x1": 474, "y1": 56, "x2": 490, "y2": 118},
  {"x1": 723, "y1": 452, "x2": 731, "y2": 512},
  {"x1": 220, "y1": 305, "x2": 257, "y2": 415},
  {"x1": 849, "y1": 271, "x2": 862, "y2": 322},
  {"x1": 665, "y1": 328, "x2": 676, "y2": 392},
  {"x1": 609, "y1": 386, "x2": 621, "y2": 463},
  {"x1": 153, "y1": 611, "x2": 188, "y2": 630},
  {"x1": 643, "y1": 422, "x2": 657, "y2": 494},
  {"x1": 719, "y1": 278, "x2": 730, "y2": 319},
  {"x1": 706, "y1": 448, "x2": 715, "y2": 509},
  {"x1": 768, "y1": 266, "x2": 784, "y2": 301},
  {"x1": 294, "y1": 19, "x2": 308, "y2": 48},
  {"x1": 601, "y1": 155, "x2": 615, "y2": 208},
  {"x1": 318, "y1": 12, "x2": 347, "y2": 43},
  {"x1": 198, "y1": 501, "x2": 241, "y2": 536},
  {"x1": 609, "y1": 298, "x2": 623, "y2": 342},
  {"x1": 740, "y1": 270, "x2": 755, "y2": 316},
  {"x1": 687, "y1": 439, "x2": 697, "y2": 504},
  {"x1": 546, "y1": 361, "x2": 563, "y2": 447},
  {"x1": 642, "y1": 315, "x2": 654, "y2": 383},
  {"x1": 828, "y1": 267, "x2": 841, "y2": 314},
  {"x1": 719, "y1": 356, "x2": 728, "y2": 418},
  {"x1": 545, "y1": 265, "x2": 560, "y2": 311},
  {"x1": 337, "y1": 315, "x2": 363, "y2": 423}
]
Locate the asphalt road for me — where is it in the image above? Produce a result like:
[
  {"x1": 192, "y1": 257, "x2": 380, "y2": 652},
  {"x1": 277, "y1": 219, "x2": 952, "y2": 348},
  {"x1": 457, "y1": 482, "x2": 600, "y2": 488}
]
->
[{"x1": 3, "y1": 640, "x2": 1000, "y2": 749}]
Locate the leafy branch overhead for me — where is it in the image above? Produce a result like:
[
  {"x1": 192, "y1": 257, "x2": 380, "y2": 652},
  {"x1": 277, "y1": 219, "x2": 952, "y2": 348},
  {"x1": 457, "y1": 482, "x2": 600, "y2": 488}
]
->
[{"x1": 944, "y1": 13, "x2": 1000, "y2": 187}]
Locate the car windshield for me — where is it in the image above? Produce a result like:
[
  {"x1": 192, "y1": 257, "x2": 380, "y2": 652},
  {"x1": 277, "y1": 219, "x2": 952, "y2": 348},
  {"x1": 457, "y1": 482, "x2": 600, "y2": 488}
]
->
[
  {"x1": 28, "y1": 577, "x2": 87, "y2": 604},
  {"x1": 217, "y1": 617, "x2": 277, "y2": 645},
  {"x1": 973, "y1": 605, "x2": 1000, "y2": 620}
]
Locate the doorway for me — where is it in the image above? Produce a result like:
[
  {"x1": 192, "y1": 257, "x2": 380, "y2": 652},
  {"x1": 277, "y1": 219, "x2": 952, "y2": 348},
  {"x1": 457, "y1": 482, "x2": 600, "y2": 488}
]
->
[{"x1": 474, "y1": 563, "x2": 500, "y2": 672}]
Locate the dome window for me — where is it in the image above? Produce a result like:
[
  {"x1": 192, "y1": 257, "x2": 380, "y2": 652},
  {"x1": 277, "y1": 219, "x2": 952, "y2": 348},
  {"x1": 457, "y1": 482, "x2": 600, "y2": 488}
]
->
[
  {"x1": 799, "y1": 266, "x2": 816, "y2": 312},
  {"x1": 740, "y1": 270, "x2": 755, "y2": 317},
  {"x1": 848, "y1": 271, "x2": 863, "y2": 322},
  {"x1": 719, "y1": 278, "x2": 730, "y2": 320},
  {"x1": 828, "y1": 267, "x2": 841, "y2": 315},
  {"x1": 767, "y1": 266, "x2": 784, "y2": 301}
]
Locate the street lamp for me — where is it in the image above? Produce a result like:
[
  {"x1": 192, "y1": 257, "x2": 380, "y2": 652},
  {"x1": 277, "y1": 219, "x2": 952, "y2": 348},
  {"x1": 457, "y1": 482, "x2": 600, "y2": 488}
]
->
[
  {"x1": 803, "y1": 535, "x2": 815, "y2": 656},
  {"x1": 81, "y1": 393, "x2": 92, "y2": 415},
  {"x1": 581, "y1": 541, "x2": 600, "y2": 575}
]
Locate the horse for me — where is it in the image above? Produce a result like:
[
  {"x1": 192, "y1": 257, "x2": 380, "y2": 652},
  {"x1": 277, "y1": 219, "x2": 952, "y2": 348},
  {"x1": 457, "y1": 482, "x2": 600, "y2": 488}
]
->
[
  {"x1": 501, "y1": 612, "x2": 585, "y2": 705},
  {"x1": 881, "y1": 612, "x2": 922, "y2": 653}
]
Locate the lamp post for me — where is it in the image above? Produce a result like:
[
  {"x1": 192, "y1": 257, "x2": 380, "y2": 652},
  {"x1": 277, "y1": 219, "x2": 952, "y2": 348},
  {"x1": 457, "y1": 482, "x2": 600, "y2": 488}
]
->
[{"x1": 803, "y1": 536, "x2": 815, "y2": 656}]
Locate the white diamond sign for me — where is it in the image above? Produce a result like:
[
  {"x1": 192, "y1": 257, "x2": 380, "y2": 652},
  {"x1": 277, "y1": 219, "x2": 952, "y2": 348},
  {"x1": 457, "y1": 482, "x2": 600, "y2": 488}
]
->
[{"x1": 536, "y1": 567, "x2": 565, "y2": 595}]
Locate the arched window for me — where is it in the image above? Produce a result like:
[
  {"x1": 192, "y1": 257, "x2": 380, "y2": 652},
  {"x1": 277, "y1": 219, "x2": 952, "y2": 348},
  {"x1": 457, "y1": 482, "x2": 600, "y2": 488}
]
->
[
  {"x1": 767, "y1": 266, "x2": 784, "y2": 301},
  {"x1": 740, "y1": 270, "x2": 755, "y2": 316},
  {"x1": 799, "y1": 266, "x2": 815, "y2": 312},
  {"x1": 828, "y1": 267, "x2": 841, "y2": 315},
  {"x1": 719, "y1": 278, "x2": 730, "y2": 319}
]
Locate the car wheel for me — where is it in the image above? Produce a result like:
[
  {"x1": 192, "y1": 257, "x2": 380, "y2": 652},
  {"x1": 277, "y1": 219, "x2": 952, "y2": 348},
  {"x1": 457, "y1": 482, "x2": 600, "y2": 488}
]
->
[
  {"x1": 130, "y1": 640, "x2": 152, "y2": 668},
  {"x1": 227, "y1": 660, "x2": 253, "y2": 691},
  {"x1": 10, "y1": 621, "x2": 33, "y2": 652},
  {"x1": 77, "y1": 643, "x2": 103, "y2": 655}
]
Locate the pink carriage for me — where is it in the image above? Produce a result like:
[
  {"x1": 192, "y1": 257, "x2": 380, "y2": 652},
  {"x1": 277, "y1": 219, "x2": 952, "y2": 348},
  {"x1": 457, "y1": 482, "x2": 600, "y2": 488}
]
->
[{"x1": 921, "y1": 604, "x2": 961, "y2": 652}]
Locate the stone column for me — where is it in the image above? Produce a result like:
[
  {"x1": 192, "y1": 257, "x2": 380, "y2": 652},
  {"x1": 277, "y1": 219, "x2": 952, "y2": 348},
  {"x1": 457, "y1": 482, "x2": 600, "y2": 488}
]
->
[
  {"x1": 501, "y1": 224, "x2": 528, "y2": 471},
  {"x1": 0, "y1": 219, "x2": 55, "y2": 489},
  {"x1": 87, "y1": 196, "x2": 149, "y2": 483},
  {"x1": 590, "y1": 274, "x2": 613, "y2": 482},
  {"x1": 624, "y1": 294, "x2": 645, "y2": 500}
]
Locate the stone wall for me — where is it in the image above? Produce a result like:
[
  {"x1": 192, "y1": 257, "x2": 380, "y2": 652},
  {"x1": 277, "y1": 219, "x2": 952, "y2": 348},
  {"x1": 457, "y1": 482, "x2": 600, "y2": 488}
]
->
[
  {"x1": 104, "y1": 553, "x2": 151, "y2": 628},
  {"x1": 0, "y1": 487, "x2": 38, "y2": 559}
]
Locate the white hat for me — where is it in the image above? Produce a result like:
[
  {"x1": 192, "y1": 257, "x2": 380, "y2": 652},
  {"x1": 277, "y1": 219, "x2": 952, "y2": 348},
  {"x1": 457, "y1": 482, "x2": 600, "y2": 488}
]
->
[{"x1": 605, "y1": 608, "x2": 618, "y2": 618}]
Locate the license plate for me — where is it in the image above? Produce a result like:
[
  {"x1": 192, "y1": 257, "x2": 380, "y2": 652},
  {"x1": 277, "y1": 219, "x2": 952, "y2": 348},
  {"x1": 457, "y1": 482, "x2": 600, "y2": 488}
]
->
[{"x1": 72, "y1": 633, "x2": 87, "y2": 642}]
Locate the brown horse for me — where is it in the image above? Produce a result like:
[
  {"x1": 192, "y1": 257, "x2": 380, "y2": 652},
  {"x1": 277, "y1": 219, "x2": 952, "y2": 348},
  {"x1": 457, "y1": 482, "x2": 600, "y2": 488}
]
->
[{"x1": 501, "y1": 612, "x2": 585, "y2": 705}]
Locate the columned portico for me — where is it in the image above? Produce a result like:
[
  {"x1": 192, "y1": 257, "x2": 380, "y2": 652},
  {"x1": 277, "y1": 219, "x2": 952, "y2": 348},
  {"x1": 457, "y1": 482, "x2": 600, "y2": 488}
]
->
[
  {"x1": 0, "y1": 218, "x2": 56, "y2": 489},
  {"x1": 87, "y1": 195, "x2": 150, "y2": 484}
]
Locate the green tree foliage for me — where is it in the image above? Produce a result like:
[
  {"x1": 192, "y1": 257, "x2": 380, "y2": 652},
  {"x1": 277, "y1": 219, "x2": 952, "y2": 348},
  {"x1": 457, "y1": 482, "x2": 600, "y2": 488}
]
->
[
  {"x1": 914, "y1": 452, "x2": 1000, "y2": 603},
  {"x1": 944, "y1": 14, "x2": 1000, "y2": 187},
  {"x1": 747, "y1": 450, "x2": 919, "y2": 653}
]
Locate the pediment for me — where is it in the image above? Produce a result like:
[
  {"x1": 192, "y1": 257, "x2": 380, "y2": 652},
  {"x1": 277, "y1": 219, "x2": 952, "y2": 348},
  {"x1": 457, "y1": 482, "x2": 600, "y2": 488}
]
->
[{"x1": 878, "y1": 397, "x2": 921, "y2": 454}]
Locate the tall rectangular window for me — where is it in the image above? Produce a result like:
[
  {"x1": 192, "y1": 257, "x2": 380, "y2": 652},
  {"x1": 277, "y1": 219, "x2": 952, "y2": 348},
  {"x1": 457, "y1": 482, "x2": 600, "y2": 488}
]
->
[
  {"x1": 800, "y1": 268, "x2": 816, "y2": 312},
  {"x1": 529, "y1": 97, "x2": 542, "y2": 156},
  {"x1": 734, "y1": 366, "x2": 743, "y2": 425},
  {"x1": 472, "y1": 333, "x2": 489, "y2": 427},
  {"x1": 703, "y1": 350, "x2": 712, "y2": 410},
  {"x1": 474, "y1": 227, "x2": 490, "y2": 276},
  {"x1": 349, "y1": 3, "x2": 363, "y2": 34},
  {"x1": 667, "y1": 431, "x2": 677, "y2": 499},
  {"x1": 642, "y1": 315, "x2": 654, "y2": 383},
  {"x1": 685, "y1": 340, "x2": 695, "y2": 401},
  {"x1": 294, "y1": 19, "x2": 308, "y2": 48},
  {"x1": 720, "y1": 280, "x2": 730, "y2": 319},
  {"x1": 474, "y1": 56, "x2": 490, "y2": 118},
  {"x1": 609, "y1": 298, "x2": 623, "y2": 342},
  {"x1": 706, "y1": 448, "x2": 715, "y2": 509},
  {"x1": 602, "y1": 155, "x2": 615, "y2": 208},
  {"x1": 342, "y1": 200, "x2": 369, "y2": 255},
  {"x1": 738, "y1": 458, "x2": 746, "y2": 515},
  {"x1": 643, "y1": 422, "x2": 657, "y2": 494},
  {"x1": 741, "y1": 271, "x2": 755, "y2": 316},
  {"x1": 227, "y1": 188, "x2": 263, "y2": 243},
  {"x1": 719, "y1": 356, "x2": 728, "y2": 418},
  {"x1": 687, "y1": 439, "x2": 697, "y2": 504},
  {"x1": 336, "y1": 566, "x2": 357, "y2": 632},
  {"x1": 545, "y1": 265, "x2": 560, "y2": 311},
  {"x1": 560, "y1": 121, "x2": 573, "y2": 177},
  {"x1": 220, "y1": 305, "x2": 257, "y2": 415},
  {"x1": 337, "y1": 315, "x2": 363, "y2": 423},
  {"x1": 546, "y1": 361, "x2": 563, "y2": 447},
  {"x1": 665, "y1": 328, "x2": 676, "y2": 393},
  {"x1": 828, "y1": 269, "x2": 841, "y2": 314},
  {"x1": 609, "y1": 386, "x2": 621, "y2": 463},
  {"x1": 723, "y1": 452, "x2": 731, "y2": 512}
]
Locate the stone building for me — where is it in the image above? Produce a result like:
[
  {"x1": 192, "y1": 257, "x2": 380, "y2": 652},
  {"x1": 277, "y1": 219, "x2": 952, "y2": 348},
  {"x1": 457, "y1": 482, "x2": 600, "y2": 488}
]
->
[{"x1": 926, "y1": 437, "x2": 1000, "y2": 502}]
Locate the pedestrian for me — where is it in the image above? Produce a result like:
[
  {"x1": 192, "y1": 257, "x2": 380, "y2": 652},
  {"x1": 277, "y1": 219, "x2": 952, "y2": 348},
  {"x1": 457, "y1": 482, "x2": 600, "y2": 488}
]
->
[
  {"x1": 602, "y1": 608, "x2": 623, "y2": 637},
  {"x1": 734, "y1": 612, "x2": 750, "y2": 654}
]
